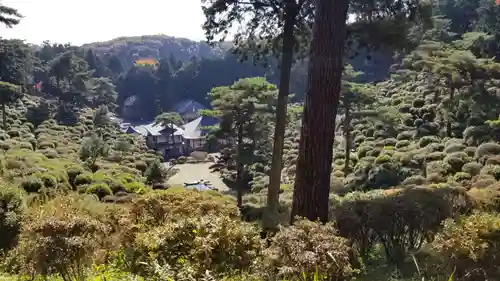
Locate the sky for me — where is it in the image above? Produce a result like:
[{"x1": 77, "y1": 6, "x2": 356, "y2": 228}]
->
[{"x1": 0, "y1": 0, "x2": 207, "y2": 45}]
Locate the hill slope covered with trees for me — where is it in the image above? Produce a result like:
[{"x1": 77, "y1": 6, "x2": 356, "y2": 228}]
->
[{"x1": 0, "y1": 0, "x2": 500, "y2": 280}]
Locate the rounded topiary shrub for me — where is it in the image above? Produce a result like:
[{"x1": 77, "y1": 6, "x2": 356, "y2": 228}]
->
[
  {"x1": 444, "y1": 143, "x2": 466, "y2": 154},
  {"x1": 475, "y1": 143, "x2": 500, "y2": 164},
  {"x1": 66, "y1": 166, "x2": 84, "y2": 187},
  {"x1": 462, "y1": 162, "x2": 482, "y2": 177},
  {"x1": 86, "y1": 183, "x2": 112, "y2": 199},
  {"x1": 444, "y1": 152, "x2": 470, "y2": 173},
  {"x1": 454, "y1": 172, "x2": 472, "y2": 182},
  {"x1": 395, "y1": 140, "x2": 410, "y2": 149},
  {"x1": 40, "y1": 174, "x2": 57, "y2": 188},
  {"x1": 403, "y1": 175, "x2": 427, "y2": 186},
  {"x1": 74, "y1": 172, "x2": 93, "y2": 187},
  {"x1": 124, "y1": 181, "x2": 146, "y2": 194},
  {"x1": 20, "y1": 177, "x2": 43, "y2": 193},
  {"x1": 134, "y1": 161, "x2": 148, "y2": 173}
]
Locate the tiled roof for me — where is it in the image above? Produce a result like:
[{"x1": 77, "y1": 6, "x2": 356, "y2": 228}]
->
[
  {"x1": 122, "y1": 116, "x2": 217, "y2": 140},
  {"x1": 124, "y1": 122, "x2": 184, "y2": 137},
  {"x1": 182, "y1": 116, "x2": 218, "y2": 139}
]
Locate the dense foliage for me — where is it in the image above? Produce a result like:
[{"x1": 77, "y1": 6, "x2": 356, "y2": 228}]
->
[{"x1": 1, "y1": 0, "x2": 500, "y2": 281}]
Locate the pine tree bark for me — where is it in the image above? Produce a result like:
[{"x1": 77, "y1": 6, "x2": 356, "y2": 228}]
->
[
  {"x1": 263, "y1": 2, "x2": 298, "y2": 232},
  {"x1": 291, "y1": 0, "x2": 349, "y2": 223}
]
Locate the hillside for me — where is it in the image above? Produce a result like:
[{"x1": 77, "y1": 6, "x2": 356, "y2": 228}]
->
[
  {"x1": 81, "y1": 35, "x2": 394, "y2": 107},
  {"x1": 83, "y1": 35, "x2": 231, "y2": 68},
  {"x1": 2, "y1": 0, "x2": 500, "y2": 280}
]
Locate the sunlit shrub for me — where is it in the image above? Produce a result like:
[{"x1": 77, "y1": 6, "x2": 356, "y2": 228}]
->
[
  {"x1": 433, "y1": 212, "x2": 500, "y2": 280},
  {"x1": 12, "y1": 196, "x2": 109, "y2": 281},
  {"x1": 130, "y1": 215, "x2": 262, "y2": 278},
  {"x1": 130, "y1": 188, "x2": 239, "y2": 227},
  {"x1": 263, "y1": 219, "x2": 354, "y2": 280},
  {"x1": 87, "y1": 183, "x2": 113, "y2": 199}
]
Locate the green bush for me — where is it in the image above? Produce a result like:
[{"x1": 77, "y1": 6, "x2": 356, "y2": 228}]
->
[
  {"x1": 66, "y1": 165, "x2": 84, "y2": 187},
  {"x1": 13, "y1": 196, "x2": 108, "y2": 280},
  {"x1": 403, "y1": 175, "x2": 426, "y2": 186},
  {"x1": 454, "y1": 172, "x2": 472, "y2": 182},
  {"x1": 475, "y1": 142, "x2": 500, "y2": 164},
  {"x1": 134, "y1": 161, "x2": 148, "y2": 173},
  {"x1": 124, "y1": 181, "x2": 146, "y2": 194},
  {"x1": 41, "y1": 173, "x2": 57, "y2": 188},
  {"x1": 375, "y1": 154, "x2": 392, "y2": 164},
  {"x1": 395, "y1": 140, "x2": 410, "y2": 149},
  {"x1": 418, "y1": 136, "x2": 439, "y2": 148},
  {"x1": 334, "y1": 187, "x2": 471, "y2": 266},
  {"x1": 263, "y1": 219, "x2": 354, "y2": 280},
  {"x1": 87, "y1": 183, "x2": 113, "y2": 199},
  {"x1": 462, "y1": 162, "x2": 482, "y2": 176},
  {"x1": 443, "y1": 152, "x2": 469, "y2": 173},
  {"x1": 444, "y1": 143, "x2": 466, "y2": 154},
  {"x1": 74, "y1": 172, "x2": 93, "y2": 187},
  {"x1": 144, "y1": 159, "x2": 166, "y2": 184},
  {"x1": 130, "y1": 188, "x2": 239, "y2": 226},
  {"x1": 0, "y1": 183, "x2": 25, "y2": 253},
  {"x1": 131, "y1": 215, "x2": 262, "y2": 278},
  {"x1": 20, "y1": 177, "x2": 43, "y2": 193},
  {"x1": 433, "y1": 212, "x2": 500, "y2": 280},
  {"x1": 176, "y1": 156, "x2": 187, "y2": 164}
]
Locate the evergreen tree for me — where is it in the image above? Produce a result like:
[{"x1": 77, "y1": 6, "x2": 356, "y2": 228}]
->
[
  {"x1": 80, "y1": 133, "x2": 109, "y2": 171},
  {"x1": 206, "y1": 77, "x2": 277, "y2": 208},
  {"x1": 0, "y1": 82, "x2": 20, "y2": 130},
  {"x1": 201, "y1": 0, "x2": 314, "y2": 231},
  {"x1": 0, "y1": 4, "x2": 22, "y2": 28},
  {"x1": 155, "y1": 58, "x2": 175, "y2": 112},
  {"x1": 90, "y1": 77, "x2": 118, "y2": 110}
]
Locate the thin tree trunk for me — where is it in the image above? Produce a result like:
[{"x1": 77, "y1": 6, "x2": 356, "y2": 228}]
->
[
  {"x1": 343, "y1": 104, "x2": 351, "y2": 175},
  {"x1": 263, "y1": 3, "x2": 298, "y2": 232},
  {"x1": 2, "y1": 102, "x2": 6, "y2": 130},
  {"x1": 291, "y1": 0, "x2": 349, "y2": 224},
  {"x1": 446, "y1": 83, "x2": 455, "y2": 138},
  {"x1": 236, "y1": 124, "x2": 244, "y2": 208}
]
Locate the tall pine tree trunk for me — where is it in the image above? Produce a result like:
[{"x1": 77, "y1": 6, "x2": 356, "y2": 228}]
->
[
  {"x1": 343, "y1": 104, "x2": 351, "y2": 175},
  {"x1": 263, "y1": 3, "x2": 298, "y2": 232},
  {"x1": 291, "y1": 0, "x2": 349, "y2": 224}
]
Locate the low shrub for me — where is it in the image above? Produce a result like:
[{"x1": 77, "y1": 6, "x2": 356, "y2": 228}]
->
[
  {"x1": 124, "y1": 181, "x2": 146, "y2": 194},
  {"x1": 433, "y1": 212, "x2": 500, "y2": 280},
  {"x1": 130, "y1": 188, "x2": 239, "y2": 227},
  {"x1": 130, "y1": 215, "x2": 262, "y2": 278},
  {"x1": 11, "y1": 196, "x2": 109, "y2": 281},
  {"x1": 20, "y1": 177, "x2": 43, "y2": 193},
  {"x1": 87, "y1": 183, "x2": 113, "y2": 199},
  {"x1": 263, "y1": 219, "x2": 354, "y2": 280},
  {"x1": 74, "y1": 172, "x2": 93, "y2": 187},
  {"x1": 0, "y1": 183, "x2": 25, "y2": 253},
  {"x1": 66, "y1": 165, "x2": 85, "y2": 187},
  {"x1": 41, "y1": 173, "x2": 57, "y2": 188}
]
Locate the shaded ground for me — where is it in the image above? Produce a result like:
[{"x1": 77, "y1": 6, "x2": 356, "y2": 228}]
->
[{"x1": 166, "y1": 162, "x2": 230, "y2": 192}]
